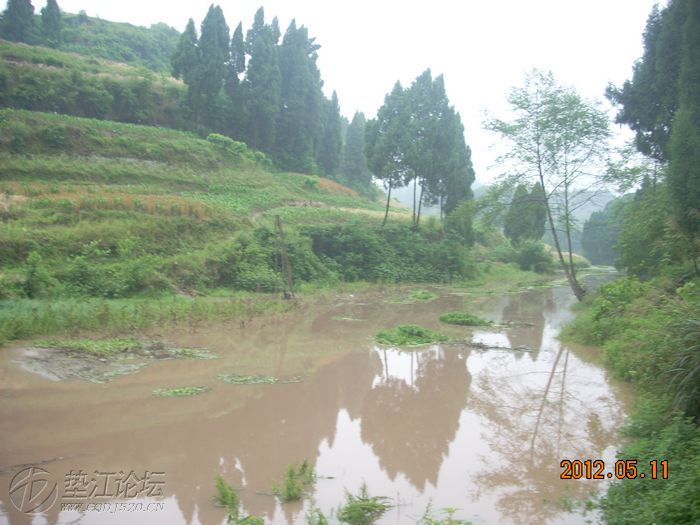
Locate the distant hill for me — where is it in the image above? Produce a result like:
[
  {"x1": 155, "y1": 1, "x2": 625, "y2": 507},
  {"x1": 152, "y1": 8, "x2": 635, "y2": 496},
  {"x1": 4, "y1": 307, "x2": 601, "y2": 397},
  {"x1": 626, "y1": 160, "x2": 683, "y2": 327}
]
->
[{"x1": 543, "y1": 190, "x2": 616, "y2": 254}]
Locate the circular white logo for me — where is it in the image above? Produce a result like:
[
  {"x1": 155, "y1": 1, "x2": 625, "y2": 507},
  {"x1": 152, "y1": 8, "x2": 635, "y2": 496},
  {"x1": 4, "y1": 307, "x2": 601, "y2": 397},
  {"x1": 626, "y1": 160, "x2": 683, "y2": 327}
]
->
[{"x1": 9, "y1": 466, "x2": 58, "y2": 514}]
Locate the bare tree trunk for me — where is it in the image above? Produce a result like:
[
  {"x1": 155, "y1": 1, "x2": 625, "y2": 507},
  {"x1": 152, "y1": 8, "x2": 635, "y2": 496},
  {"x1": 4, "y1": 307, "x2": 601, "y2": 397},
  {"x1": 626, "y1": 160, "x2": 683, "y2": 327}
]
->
[
  {"x1": 412, "y1": 176, "x2": 417, "y2": 226},
  {"x1": 416, "y1": 178, "x2": 425, "y2": 229},
  {"x1": 538, "y1": 176, "x2": 586, "y2": 301},
  {"x1": 383, "y1": 180, "x2": 393, "y2": 226},
  {"x1": 563, "y1": 182, "x2": 583, "y2": 296}
]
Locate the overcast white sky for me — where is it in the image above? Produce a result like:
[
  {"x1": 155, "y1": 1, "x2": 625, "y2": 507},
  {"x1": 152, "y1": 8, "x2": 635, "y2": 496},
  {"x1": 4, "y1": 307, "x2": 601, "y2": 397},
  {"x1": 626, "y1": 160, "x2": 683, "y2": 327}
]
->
[{"x1": 8, "y1": 0, "x2": 661, "y2": 183}]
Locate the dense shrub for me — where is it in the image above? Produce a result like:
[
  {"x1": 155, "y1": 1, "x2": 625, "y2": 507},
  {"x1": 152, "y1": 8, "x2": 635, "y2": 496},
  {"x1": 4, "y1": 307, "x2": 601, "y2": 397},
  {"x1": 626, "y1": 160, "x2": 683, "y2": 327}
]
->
[
  {"x1": 303, "y1": 223, "x2": 468, "y2": 283},
  {"x1": 515, "y1": 240, "x2": 554, "y2": 273}
]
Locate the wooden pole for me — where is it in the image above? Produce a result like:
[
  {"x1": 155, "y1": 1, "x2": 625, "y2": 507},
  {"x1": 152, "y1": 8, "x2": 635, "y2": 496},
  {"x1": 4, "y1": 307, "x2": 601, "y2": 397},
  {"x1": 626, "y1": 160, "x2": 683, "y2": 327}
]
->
[{"x1": 275, "y1": 215, "x2": 294, "y2": 298}]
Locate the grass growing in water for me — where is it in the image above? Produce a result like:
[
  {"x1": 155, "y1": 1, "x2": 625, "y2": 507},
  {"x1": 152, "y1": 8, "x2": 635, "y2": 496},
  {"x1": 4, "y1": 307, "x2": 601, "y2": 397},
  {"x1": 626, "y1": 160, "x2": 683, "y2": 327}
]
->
[
  {"x1": 169, "y1": 347, "x2": 217, "y2": 359},
  {"x1": 218, "y1": 374, "x2": 302, "y2": 385},
  {"x1": 214, "y1": 475, "x2": 264, "y2": 525},
  {"x1": 411, "y1": 290, "x2": 437, "y2": 301},
  {"x1": 386, "y1": 289, "x2": 438, "y2": 304},
  {"x1": 272, "y1": 460, "x2": 316, "y2": 502},
  {"x1": 438, "y1": 312, "x2": 491, "y2": 326},
  {"x1": 306, "y1": 503, "x2": 331, "y2": 525},
  {"x1": 153, "y1": 386, "x2": 208, "y2": 397},
  {"x1": 375, "y1": 324, "x2": 448, "y2": 346},
  {"x1": 419, "y1": 503, "x2": 473, "y2": 524},
  {"x1": 338, "y1": 483, "x2": 392, "y2": 525}
]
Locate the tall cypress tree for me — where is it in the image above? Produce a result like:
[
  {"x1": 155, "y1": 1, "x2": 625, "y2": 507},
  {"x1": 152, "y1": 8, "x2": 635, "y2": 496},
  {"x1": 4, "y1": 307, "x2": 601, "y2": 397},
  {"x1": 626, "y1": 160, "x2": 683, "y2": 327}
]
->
[
  {"x1": 667, "y1": 0, "x2": 700, "y2": 272},
  {"x1": 1, "y1": 0, "x2": 36, "y2": 43},
  {"x1": 242, "y1": 8, "x2": 281, "y2": 152},
  {"x1": 171, "y1": 18, "x2": 198, "y2": 83},
  {"x1": 409, "y1": 72, "x2": 474, "y2": 221},
  {"x1": 503, "y1": 184, "x2": 546, "y2": 244},
  {"x1": 192, "y1": 4, "x2": 229, "y2": 127},
  {"x1": 275, "y1": 20, "x2": 323, "y2": 172},
  {"x1": 40, "y1": 0, "x2": 61, "y2": 48},
  {"x1": 317, "y1": 91, "x2": 343, "y2": 176},
  {"x1": 223, "y1": 22, "x2": 246, "y2": 139},
  {"x1": 226, "y1": 22, "x2": 245, "y2": 97},
  {"x1": 365, "y1": 81, "x2": 411, "y2": 225},
  {"x1": 341, "y1": 112, "x2": 372, "y2": 194}
]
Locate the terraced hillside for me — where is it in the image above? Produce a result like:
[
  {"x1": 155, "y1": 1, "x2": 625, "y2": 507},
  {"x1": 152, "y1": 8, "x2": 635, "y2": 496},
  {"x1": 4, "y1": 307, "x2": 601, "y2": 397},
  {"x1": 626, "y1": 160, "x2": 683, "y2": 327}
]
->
[{"x1": 0, "y1": 109, "x2": 449, "y2": 342}]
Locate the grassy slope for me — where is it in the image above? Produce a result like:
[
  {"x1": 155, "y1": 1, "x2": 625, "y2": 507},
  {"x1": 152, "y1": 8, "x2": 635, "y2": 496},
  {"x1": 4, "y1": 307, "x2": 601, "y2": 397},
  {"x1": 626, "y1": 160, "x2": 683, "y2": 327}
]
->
[{"x1": 0, "y1": 40, "x2": 184, "y2": 127}]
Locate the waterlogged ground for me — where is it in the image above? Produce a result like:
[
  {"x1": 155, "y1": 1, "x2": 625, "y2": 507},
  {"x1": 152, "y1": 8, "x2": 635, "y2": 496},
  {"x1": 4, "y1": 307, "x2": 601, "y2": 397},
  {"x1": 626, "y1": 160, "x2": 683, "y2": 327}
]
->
[{"x1": 0, "y1": 274, "x2": 630, "y2": 525}]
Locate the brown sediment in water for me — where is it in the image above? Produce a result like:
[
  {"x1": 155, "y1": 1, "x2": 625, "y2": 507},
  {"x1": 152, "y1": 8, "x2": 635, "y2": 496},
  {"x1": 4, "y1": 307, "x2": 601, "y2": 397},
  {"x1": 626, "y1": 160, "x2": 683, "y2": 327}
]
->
[{"x1": 0, "y1": 276, "x2": 631, "y2": 525}]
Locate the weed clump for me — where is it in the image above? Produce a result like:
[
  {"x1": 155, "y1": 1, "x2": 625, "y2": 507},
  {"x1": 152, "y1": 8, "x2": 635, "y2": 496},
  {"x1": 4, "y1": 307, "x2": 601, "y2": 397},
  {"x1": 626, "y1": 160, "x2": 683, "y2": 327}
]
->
[
  {"x1": 272, "y1": 460, "x2": 315, "y2": 502},
  {"x1": 218, "y1": 374, "x2": 302, "y2": 385},
  {"x1": 375, "y1": 324, "x2": 448, "y2": 346},
  {"x1": 438, "y1": 312, "x2": 491, "y2": 326},
  {"x1": 419, "y1": 502, "x2": 473, "y2": 524},
  {"x1": 152, "y1": 386, "x2": 208, "y2": 397},
  {"x1": 411, "y1": 290, "x2": 437, "y2": 301},
  {"x1": 338, "y1": 483, "x2": 391, "y2": 525},
  {"x1": 214, "y1": 475, "x2": 263, "y2": 524}
]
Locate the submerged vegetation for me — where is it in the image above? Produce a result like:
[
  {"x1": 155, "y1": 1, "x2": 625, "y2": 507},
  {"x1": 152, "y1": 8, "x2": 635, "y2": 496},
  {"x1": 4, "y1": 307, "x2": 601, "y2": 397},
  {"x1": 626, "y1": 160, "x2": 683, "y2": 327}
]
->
[
  {"x1": 375, "y1": 324, "x2": 449, "y2": 347},
  {"x1": 152, "y1": 386, "x2": 208, "y2": 397},
  {"x1": 218, "y1": 374, "x2": 302, "y2": 385},
  {"x1": 438, "y1": 312, "x2": 491, "y2": 326}
]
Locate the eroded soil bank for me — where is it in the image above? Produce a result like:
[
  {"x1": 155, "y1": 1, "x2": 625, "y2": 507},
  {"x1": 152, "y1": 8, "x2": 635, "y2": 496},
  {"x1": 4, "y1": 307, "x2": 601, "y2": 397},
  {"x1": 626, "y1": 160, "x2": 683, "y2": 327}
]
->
[{"x1": 0, "y1": 275, "x2": 630, "y2": 525}]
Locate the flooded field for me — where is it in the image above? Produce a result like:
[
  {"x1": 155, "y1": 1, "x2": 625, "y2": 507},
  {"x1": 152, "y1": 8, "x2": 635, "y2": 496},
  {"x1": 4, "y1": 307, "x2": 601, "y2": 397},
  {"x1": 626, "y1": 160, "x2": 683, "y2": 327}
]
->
[{"x1": 0, "y1": 276, "x2": 630, "y2": 525}]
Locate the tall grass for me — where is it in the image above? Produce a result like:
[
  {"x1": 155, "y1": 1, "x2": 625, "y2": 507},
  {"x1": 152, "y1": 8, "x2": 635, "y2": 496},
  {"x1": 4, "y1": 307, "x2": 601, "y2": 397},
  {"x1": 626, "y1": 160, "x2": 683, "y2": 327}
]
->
[{"x1": 0, "y1": 295, "x2": 290, "y2": 345}]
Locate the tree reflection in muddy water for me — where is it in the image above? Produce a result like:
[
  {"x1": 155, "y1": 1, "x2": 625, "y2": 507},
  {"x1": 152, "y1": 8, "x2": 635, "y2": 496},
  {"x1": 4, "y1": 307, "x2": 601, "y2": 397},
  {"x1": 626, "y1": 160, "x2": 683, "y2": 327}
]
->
[
  {"x1": 362, "y1": 346, "x2": 470, "y2": 491},
  {"x1": 0, "y1": 277, "x2": 630, "y2": 525}
]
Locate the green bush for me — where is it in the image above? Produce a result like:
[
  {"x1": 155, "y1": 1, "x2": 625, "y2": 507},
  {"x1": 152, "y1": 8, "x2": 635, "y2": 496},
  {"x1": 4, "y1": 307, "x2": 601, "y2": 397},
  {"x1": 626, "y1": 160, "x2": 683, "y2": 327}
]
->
[
  {"x1": 24, "y1": 251, "x2": 57, "y2": 298},
  {"x1": 303, "y1": 223, "x2": 467, "y2": 283},
  {"x1": 601, "y1": 407, "x2": 700, "y2": 525},
  {"x1": 514, "y1": 240, "x2": 554, "y2": 273}
]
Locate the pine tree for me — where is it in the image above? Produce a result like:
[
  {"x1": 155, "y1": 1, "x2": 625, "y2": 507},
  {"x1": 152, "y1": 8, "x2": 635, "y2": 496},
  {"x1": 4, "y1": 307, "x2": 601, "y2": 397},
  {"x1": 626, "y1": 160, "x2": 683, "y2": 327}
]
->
[
  {"x1": 1, "y1": 0, "x2": 36, "y2": 43},
  {"x1": 317, "y1": 91, "x2": 343, "y2": 177},
  {"x1": 40, "y1": 0, "x2": 61, "y2": 48}
]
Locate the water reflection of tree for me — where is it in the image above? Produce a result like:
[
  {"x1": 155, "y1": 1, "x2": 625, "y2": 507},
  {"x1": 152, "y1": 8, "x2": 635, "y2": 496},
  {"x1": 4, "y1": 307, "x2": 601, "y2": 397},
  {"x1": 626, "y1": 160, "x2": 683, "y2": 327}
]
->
[
  {"x1": 502, "y1": 290, "x2": 546, "y2": 361},
  {"x1": 360, "y1": 347, "x2": 470, "y2": 491},
  {"x1": 468, "y1": 347, "x2": 624, "y2": 525}
]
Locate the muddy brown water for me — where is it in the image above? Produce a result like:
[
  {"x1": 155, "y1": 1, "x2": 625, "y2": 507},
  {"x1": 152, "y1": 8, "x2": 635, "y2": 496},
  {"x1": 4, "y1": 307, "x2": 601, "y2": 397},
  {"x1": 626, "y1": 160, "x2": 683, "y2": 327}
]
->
[{"x1": 0, "y1": 276, "x2": 630, "y2": 525}]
